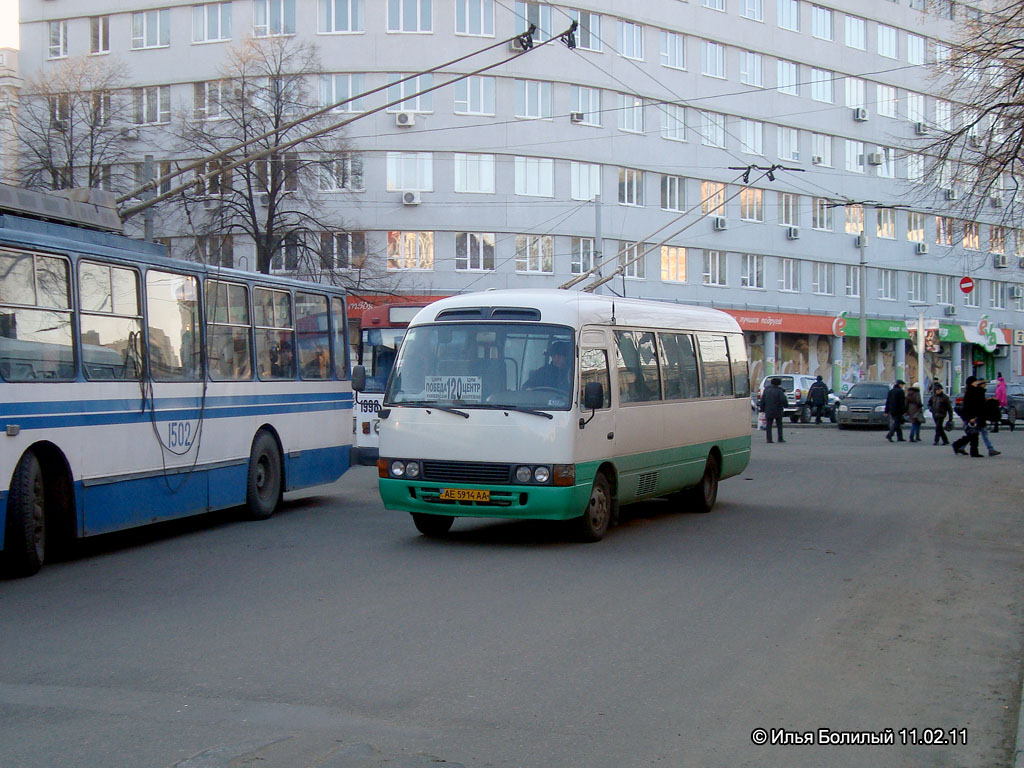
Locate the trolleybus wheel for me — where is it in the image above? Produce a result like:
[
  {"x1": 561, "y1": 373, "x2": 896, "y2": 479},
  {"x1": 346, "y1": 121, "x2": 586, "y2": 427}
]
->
[
  {"x1": 246, "y1": 431, "x2": 282, "y2": 520},
  {"x1": 5, "y1": 452, "x2": 46, "y2": 577}
]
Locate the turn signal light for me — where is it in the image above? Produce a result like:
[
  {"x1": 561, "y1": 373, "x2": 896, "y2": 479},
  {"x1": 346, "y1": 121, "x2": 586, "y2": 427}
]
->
[{"x1": 552, "y1": 464, "x2": 575, "y2": 486}]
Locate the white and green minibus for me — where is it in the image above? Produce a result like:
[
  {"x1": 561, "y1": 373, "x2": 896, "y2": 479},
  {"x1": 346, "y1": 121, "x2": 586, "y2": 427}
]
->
[{"x1": 362, "y1": 289, "x2": 751, "y2": 541}]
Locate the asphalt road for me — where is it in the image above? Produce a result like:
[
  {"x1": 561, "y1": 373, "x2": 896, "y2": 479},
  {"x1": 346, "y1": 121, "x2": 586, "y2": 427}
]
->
[{"x1": 1, "y1": 423, "x2": 1022, "y2": 768}]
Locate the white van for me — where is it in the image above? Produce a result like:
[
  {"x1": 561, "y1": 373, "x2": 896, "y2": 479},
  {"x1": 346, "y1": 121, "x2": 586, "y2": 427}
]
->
[{"x1": 358, "y1": 290, "x2": 752, "y2": 541}]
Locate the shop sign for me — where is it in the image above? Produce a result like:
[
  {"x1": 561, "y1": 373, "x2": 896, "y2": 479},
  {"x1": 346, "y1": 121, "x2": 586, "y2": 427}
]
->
[
  {"x1": 1013, "y1": 329, "x2": 1024, "y2": 346},
  {"x1": 722, "y1": 309, "x2": 837, "y2": 335},
  {"x1": 976, "y1": 315, "x2": 999, "y2": 353}
]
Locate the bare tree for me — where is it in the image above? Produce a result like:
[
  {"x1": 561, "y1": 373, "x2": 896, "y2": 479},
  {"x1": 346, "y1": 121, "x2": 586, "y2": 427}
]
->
[
  {"x1": 175, "y1": 35, "x2": 394, "y2": 292},
  {"x1": 915, "y1": 2, "x2": 1024, "y2": 219},
  {"x1": 17, "y1": 55, "x2": 132, "y2": 192}
]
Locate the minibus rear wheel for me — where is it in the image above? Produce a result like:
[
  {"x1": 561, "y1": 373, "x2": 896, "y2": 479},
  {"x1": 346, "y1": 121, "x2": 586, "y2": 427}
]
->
[
  {"x1": 575, "y1": 473, "x2": 611, "y2": 542},
  {"x1": 690, "y1": 455, "x2": 719, "y2": 513}
]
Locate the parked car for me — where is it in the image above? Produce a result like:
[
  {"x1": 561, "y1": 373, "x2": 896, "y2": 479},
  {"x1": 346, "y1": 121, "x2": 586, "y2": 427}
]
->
[
  {"x1": 836, "y1": 381, "x2": 893, "y2": 429},
  {"x1": 952, "y1": 380, "x2": 1023, "y2": 430},
  {"x1": 753, "y1": 374, "x2": 840, "y2": 423}
]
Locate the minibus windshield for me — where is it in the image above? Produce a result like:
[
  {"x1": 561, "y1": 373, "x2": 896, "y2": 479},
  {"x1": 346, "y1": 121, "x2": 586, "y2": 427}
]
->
[{"x1": 385, "y1": 323, "x2": 575, "y2": 410}]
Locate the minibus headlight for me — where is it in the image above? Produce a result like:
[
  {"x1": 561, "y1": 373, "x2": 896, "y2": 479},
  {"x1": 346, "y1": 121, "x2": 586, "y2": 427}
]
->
[
  {"x1": 405, "y1": 461, "x2": 421, "y2": 478},
  {"x1": 533, "y1": 466, "x2": 550, "y2": 484},
  {"x1": 515, "y1": 465, "x2": 533, "y2": 483},
  {"x1": 390, "y1": 460, "x2": 406, "y2": 477}
]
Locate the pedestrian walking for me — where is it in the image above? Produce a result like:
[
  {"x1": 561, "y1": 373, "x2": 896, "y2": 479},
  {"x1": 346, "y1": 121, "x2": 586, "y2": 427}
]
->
[
  {"x1": 807, "y1": 375, "x2": 829, "y2": 424},
  {"x1": 885, "y1": 380, "x2": 907, "y2": 442},
  {"x1": 906, "y1": 383, "x2": 924, "y2": 442},
  {"x1": 928, "y1": 383, "x2": 952, "y2": 446},
  {"x1": 953, "y1": 376, "x2": 1000, "y2": 456},
  {"x1": 991, "y1": 373, "x2": 1007, "y2": 433},
  {"x1": 758, "y1": 377, "x2": 787, "y2": 444}
]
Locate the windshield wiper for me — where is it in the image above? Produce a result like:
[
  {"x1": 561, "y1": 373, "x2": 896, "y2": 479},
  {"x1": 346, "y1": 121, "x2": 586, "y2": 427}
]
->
[
  {"x1": 392, "y1": 400, "x2": 470, "y2": 418},
  {"x1": 475, "y1": 403, "x2": 555, "y2": 420}
]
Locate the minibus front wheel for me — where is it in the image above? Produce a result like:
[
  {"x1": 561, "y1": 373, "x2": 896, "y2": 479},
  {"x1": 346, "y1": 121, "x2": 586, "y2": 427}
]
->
[
  {"x1": 412, "y1": 512, "x2": 454, "y2": 537},
  {"x1": 575, "y1": 472, "x2": 611, "y2": 542}
]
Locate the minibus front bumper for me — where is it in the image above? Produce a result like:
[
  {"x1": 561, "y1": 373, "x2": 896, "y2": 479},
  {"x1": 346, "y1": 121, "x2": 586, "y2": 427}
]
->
[{"x1": 378, "y1": 477, "x2": 591, "y2": 520}]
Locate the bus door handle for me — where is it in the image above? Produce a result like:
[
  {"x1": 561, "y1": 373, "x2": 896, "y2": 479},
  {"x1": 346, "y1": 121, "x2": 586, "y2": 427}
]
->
[{"x1": 606, "y1": 432, "x2": 614, "y2": 440}]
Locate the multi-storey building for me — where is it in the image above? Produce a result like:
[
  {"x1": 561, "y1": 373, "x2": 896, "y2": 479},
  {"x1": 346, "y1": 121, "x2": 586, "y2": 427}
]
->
[
  {"x1": 0, "y1": 48, "x2": 19, "y2": 185},
  {"x1": 15, "y1": 0, "x2": 1022, "y2": 392}
]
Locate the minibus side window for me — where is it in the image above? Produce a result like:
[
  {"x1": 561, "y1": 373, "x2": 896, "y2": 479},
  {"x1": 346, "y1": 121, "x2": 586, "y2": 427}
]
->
[
  {"x1": 658, "y1": 332, "x2": 700, "y2": 400},
  {"x1": 614, "y1": 330, "x2": 661, "y2": 403},
  {"x1": 697, "y1": 334, "x2": 733, "y2": 397},
  {"x1": 579, "y1": 348, "x2": 611, "y2": 408},
  {"x1": 727, "y1": 334, "x2": 750, "y2": 397}
]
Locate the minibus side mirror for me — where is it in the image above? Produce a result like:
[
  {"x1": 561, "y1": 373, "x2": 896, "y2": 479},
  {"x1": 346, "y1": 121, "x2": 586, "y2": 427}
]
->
[
  {"x1": 579, "y1": 381, "x2": 603, "y2": 429},
  {"x1": 351, "y1": 365, "x2": 366, "y2": 392}
]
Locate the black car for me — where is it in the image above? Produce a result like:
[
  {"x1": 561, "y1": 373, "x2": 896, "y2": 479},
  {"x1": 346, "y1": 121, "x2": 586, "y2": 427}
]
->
[{"x1": 836, "y1": 381, "x2": 892, "y2": 429}]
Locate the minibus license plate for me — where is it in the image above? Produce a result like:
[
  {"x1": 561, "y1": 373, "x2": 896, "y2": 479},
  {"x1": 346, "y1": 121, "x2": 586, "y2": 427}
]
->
[{"x1": 440, "y1": 488, "x2": 490, "y2": 502}]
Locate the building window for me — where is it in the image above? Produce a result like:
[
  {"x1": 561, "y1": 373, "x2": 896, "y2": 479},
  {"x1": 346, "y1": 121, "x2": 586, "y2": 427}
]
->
[
  {"x1": 906, "y1": 153, "x2": 923, "y2": 183},
  {"x1": 907, "y1": 211, "x2": 925, "y2": 242},
  {"x1": 845, "y1": 203, "x2": 864, "y2": 234},
  {"x1": 703, "y1": 0, "x2": 726, "y2": 10},
  {"x1": 777, "y1": 60, "x2": 799, "y2": 95},
  {"x1": 740, "y1": 120, "x2": 764, "y2": 155},
  {"x1": 320, "y1": 73, "x2": 366, "y2": 112},
  {"x1": 991, "y1": 226, "x2": 1006, "y2": 254},
  {"x1": 965, "y1": 285, "x2": 980, "y2": 308},
  {"x1": 455, "y1": 233, "x2": 495, "y2": 271},
  {"x1": 740, "y1": 187, "x2": 764, "y2": 221},
  {"x1": 701, "y1": 181, "x2": 726, "y2": 215},
  {"x1": 515, "y1": 234, "x2": 554, "y2": 273},
  {"x1": 570, "y1": 161, "x2": 601, "y2": 201},
  {"x1": 936, "y1": 216, "x2": 953, "y2": 246},
  {"x1": 777, "y1": 126, "x2": 799, "y2": 161},
  {"x1": 845, "y1": 77, "x2": 865, "y2": 109},
  {"x1": 778, "y1": 0, "x2": 799, "y2": 31},
  {"x1": 571, "y1": 237, "x2": 597, "y2": 274},
  {"x1": 386, "y1": 151, "x2": 433, "y2": 191},
  {"x1": 569, "y1": 9, "x2": 601, "y2": 51},
  {"x1": 514, "y1": 156, "x2": 554, "y2": 197},
  {"x1": 571, "y1": 86, "x2": 602, "y2": 126},
  {"x1": 618, "y1": 20, "x2": 644, "y2": 60},
  {"x1": 845, "y1": 16, "x2": 865, "y2": 49},
  {"x1": 963, "y1": 221, "x2": 980, "y2": 251},
  {"x1": 455, "y1": 0, "x2": 494, "y2": 36},
  {"x1": 132, "y1": 9, "x2": 170, "y2": 48},
  {"x1": 741, "y1": 253, "x2": 764, "y2": 288},
  {"x1": 879, "y1": 269, "x2": 897, "y2": 300},
  {"x1": 811, "y1": 6, "x2": 832, "y2": 40},
  {"x1": 907, "y1": 33, "x2": 925, "y2": 65},
  {"x1": 875, "y1": 147, "x2": 894, "y2": 178},
  {"x1": 619, "y1": 242, "x2": 646, "y2": 279},
  {"x1": 811, "y1": 133, "x2": 831, "y2": 166},
  {"x1": 742, "y1": 0, "x2": 764, "y2": 21},
  {"x1": 845, "y1": 140, "x2": 864, "y2": 173},
  {"x1": 740, "y1": 51, "x2": 763, "y2": 86},
  {"x1": 320, "y1": 232, "x2": 366, "y2": 270},
  {"x1": 515, "y1": 79, "x2": 553, "y2": 119},
  {"x1": 702, "y1": 250, "x2": 727, "y2": 286},
  {"x1": 454, "y1": 153, "x2": 496, "y2": 193},
  {"x1": 253, "y1": 0, "x2": 295, "y2": 36},
  {"x1": 661, "y1": 246, "x2": 686, "y2": 282},
  {"x1": 618, "y1": 94, "x2": 645, "y2": 133},
  {"x1": 990, "y1": 282, "x2": 1006, "y2": 310},
  {"x1": 319, "y1": 153, "x2": 364, "y2": 191},
  {"x1": 700, "y1": 112, "x2": 726, "y2": 147},
  {"x1": 905, "y1": 92, "x2": 924, "y2": 123},
  {"x1": 661, "y1": 30, "x2": 686, "y2": 69},
  {"x1": 514, "y1": 1, "x2": 552, "y2": 38},
  {"x1": 813, "y1": 198, "x2": 833, "y2": 230},
  {"x1": 877, "y1": 24, "x2": 898, "y2": 58},
  {"x1": 454, "y1": 76, "x2": 495, "y2": 115},
  {"x1": 388, "y1": 0, "x2": 432, "y2": 32},
  {"x1": 253, "y1": 153, "x2": 299, "y2": 193},
  {"x1": 134, "y1": 86, "x2": 171, "y2": 124},
  {"x1": 810, "y1": 69, "x2": 834, "y2": 103},
  {"x1": 845, "y1": 265, "x2": 860, "y2": 297},
  {"x1": 876, "y1": 84, "x2": 897, "y2": 118},
  {"x1": 877, "y1": 207, "x2": 896, "y2": 239},
  {"x1": 779, "y1": 258, "x2": 800, "y2": 292},
  {"x1": 618, "y1": 168, "x2": 645, "y2": 206},
  {"x1": 812, "y1": 262, "x2": 834, "y2": 295},
  {"x1": 48, "y1": 20, "x2": 68, "y2": 59},
  {"x1": 661, "y1": 103, "x2": 686, "y2": 141},
  {"x1": 936, "y1": 275, "x2": 953, "y2": 305},
  {"x1": 387, "y1": 74, "x2": 433, "y2": 112},
  {"x1": 779, "y1": 193, "x2": 799, "y2": 226},
  {"x1": 195, "y1": 3, "x2": 233, "y2": 42},
  {"x1": 909, "y1": 272, "x2": 926, "y2": 303},
  {"x1": 90, "y1": 16, "x2": 111, "y2": 54},
  {"x1": 387, "y1": 231, "x2": 434, "y2": 270},
  {"x1": 661, "y1": 175, "x2": 685, "y2": 211},
  {"x1": 194, "y1": 81, "x2": 227, "y2": 120},
  {"x1": 702, "y1": 41, "x2": 725, "y2": 78}
]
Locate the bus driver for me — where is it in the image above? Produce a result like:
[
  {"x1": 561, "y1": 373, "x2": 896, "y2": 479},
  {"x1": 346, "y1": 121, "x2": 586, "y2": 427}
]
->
[{"x1": 525, "y1": 340, "x2": 572, "y2": 391}]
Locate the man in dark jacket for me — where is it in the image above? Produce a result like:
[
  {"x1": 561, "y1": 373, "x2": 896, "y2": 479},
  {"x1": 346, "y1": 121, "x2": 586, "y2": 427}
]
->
[
  {"x1": 928, "y1": 383, "x2": 953, "y2": 446},
  {"x1": 807, "y1": 375, "x2": 829, "y2": 424},
  {"x1": 884, "y1": 379, "x2": 907, "y2": 442},
  {"x1": 759, "y1": 377, "x2": 788, "y2": 444},
  {"x1": 953, "y1": 375, "x2": 1000, "y2": 456}
]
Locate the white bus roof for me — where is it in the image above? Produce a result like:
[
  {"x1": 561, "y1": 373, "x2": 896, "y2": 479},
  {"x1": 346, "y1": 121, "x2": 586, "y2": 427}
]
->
[{"x1": 409, "y1": 289, "x2": 742, "y2": 334}]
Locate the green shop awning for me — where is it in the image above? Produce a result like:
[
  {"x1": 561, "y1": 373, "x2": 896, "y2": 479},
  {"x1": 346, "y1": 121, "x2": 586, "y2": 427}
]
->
[{"x1": 842, "y1": 319, "x2": 966, "y2": 342}]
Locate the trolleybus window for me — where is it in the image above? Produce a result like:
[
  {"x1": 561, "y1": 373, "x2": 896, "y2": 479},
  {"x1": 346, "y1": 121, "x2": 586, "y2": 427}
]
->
[
  {"x1": 0, "y1": 250, "x2": 74, "y2": 381},
  {"x1": 331, "y1": 297, "x2": 347, "y2": 378},
  {"x1": 255, "y1": 287, "x2": 295, "y2": 379},
  {"x1": 146, "y1": 270, "x2": 200, "y2": 381},
  {"x1": 296, "y1": 291, "x2": 330, "y2": 379},
  {"x1": 80, "y1": 261, "x2": 142, "y2": 380},
  {"x1": 206, "y1": 280, "x2": 252, "y2": 381}
]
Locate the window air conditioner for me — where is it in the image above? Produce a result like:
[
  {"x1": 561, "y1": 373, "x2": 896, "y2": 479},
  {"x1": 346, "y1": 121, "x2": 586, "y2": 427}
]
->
[
  {"x1": 508, "y1": 37, "x2": 529, "y2": 52},
  {"x1": 395, "y1": 111, "x2": 416, "y2": 127},
  {"x1": 945, "y1": 305, "x2": 958, "y2": 316},
  {"x1": 853, "y1": 107, "x2": 869, "y2": 121},
  {"x1": 712, "y1": 216, "x2": 728, "y2": 231},
  {"x1": 867, "y1": 152, "x2": 884, "y2": 165},
  {"x1": 120, "y1": 127, "x2": 139, "y2": 141},
  {"x1": 258, "y1": 193, "x2": 270, "y2": 207},
  {"x1": 811, "y1": 155, "x2": 824, "y2": 165},
  {"x1": 994, "y1": 253, "x2": 1008, "y2": 268},
  {"x1": 1010, "y1": 286, "x2": 1023, "y2": 299},
  {"x1": 944, "y1": 188, "x2": 959, "y2": 201},
  {"x1": 915, "y1": 242, "x2": 929, "y2": 255},
  {"x1": 786, "y1": 226, "x2": 800, "y2": 240},
  {"x1": 402, "y1": 191, "x2": 421, "y2": 206},
  {"x1": 968, "y1": 135, "x2": 982, "y2": 148},
  {"x1": 994, "y1": 345, "x2": 1010, "y2": 358},
  {"x1": 915, "y1": 122, "x2": 929, "y2": 135},
  {"x1": 989, "y1": 194, "x2": 1003, "y2": 208},
  {"x1": 569, "y1": 112, "x2": 585, "y2": 123}
]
